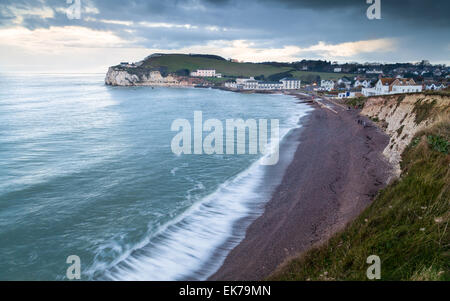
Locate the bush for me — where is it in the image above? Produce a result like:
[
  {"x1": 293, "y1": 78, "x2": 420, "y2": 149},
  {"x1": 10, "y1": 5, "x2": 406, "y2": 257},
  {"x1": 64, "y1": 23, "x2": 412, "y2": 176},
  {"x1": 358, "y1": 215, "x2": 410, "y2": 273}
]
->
[
  {"x1": 346, "y1": 97, "x2": 367, "y2": 109},
  {"x1": 427, "y1": 135, "x2": 449, "y2": 154}
]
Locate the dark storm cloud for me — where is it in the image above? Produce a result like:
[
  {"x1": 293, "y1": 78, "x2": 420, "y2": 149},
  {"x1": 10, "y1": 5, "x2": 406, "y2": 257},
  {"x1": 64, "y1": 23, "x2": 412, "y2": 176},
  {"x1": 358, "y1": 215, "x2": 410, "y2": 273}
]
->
[
  {"x1": 0, "y1": 0, "x2": 449, "y2": 63},
  {"x1": 259, "y1": 0, "x2": 450, "y2": 27}
]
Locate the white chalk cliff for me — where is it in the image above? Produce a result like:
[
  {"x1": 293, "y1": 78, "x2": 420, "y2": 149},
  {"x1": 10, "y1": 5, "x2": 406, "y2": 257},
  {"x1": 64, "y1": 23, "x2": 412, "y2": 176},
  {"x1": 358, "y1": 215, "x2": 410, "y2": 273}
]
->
[
  {"x1": 105, "y1": 68, "x2": 183, "y2": 86},
  {"x1": 361, "y1": 93, "x2": 448, "y2": 177}
]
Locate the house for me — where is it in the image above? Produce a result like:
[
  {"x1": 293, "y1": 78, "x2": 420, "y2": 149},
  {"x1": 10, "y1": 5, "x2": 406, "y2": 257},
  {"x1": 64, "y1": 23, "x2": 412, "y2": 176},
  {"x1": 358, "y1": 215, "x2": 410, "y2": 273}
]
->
[
  {"x1": 362, "y1": 78, "x2": 422, "y2": 96},
  {"x1": 354, "y1": 79, "x2": 371, "y2": 88},
  {"x1": 390, "y1": 78, "x2": 423, "y2": 94},
  {"x1": 320, "y1": 80, "x2": 335, "y2": 91},
  {"x1": 337, "y1": 77, "x2": 352, "y2": 89},
  {"x1": 333, "y1": 67, "x2": 342, "y2": 73},
  {"x1": 190, "y1": 69, "x2": 222, "y2": 78},
  {"x1": 425, "y1": 83, "x2": 446, "y2": 91}
]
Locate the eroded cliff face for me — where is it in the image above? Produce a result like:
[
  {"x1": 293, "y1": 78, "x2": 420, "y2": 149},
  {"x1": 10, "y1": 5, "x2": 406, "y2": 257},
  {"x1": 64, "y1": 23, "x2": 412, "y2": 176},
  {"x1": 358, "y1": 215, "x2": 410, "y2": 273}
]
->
[
  {"x1": 105, "y1": 67, "x2": 140, "y2": 86},
  {"x1": 361, "y1": 93, "x2": 449, "y2": 176},
  {"x1": 105, "y1": 67, "x2": 184, "y2": 86}
]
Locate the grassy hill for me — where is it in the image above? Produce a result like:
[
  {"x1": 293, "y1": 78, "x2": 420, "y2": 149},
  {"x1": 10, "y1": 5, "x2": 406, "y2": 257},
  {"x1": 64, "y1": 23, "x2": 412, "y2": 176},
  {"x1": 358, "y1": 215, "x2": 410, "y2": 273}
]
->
[
  {"x1": 140, "y1": 54, "x2": 292, "y2": 78},
  {"x1": 134, "y1": 54, "x2": 353, "y2": 81},
  {"x1": 268, "y1": 110, "x2": 449, "y2": 281}
]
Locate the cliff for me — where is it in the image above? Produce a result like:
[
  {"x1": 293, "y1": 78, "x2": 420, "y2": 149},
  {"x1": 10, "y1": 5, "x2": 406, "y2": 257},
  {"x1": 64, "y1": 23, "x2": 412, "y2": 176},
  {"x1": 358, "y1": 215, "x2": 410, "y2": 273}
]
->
[
  {"x1": 105, "y1": 67, "x2": 190, "y2": 87},
  {"x1": 269, "y1": 92, "x2": 449, "y2": 281},
  {"x1": 361, "y1": 93, "x2": 450, "y2": 176}
]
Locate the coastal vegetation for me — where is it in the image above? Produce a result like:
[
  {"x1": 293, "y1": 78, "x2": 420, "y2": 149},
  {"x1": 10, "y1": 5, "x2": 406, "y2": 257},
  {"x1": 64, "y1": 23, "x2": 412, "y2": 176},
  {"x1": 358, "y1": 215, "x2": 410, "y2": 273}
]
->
[
  {"x1": 345, "y1": 96, "x2": 367, "y2": 109},
  {"x1": 127, "y1": 54, "x2": 356, "y2": 81},
  {"x1": 412, "y1": 98, "x2": 437, "y2": 125},
  {"x1": 268, "y1": 101, "x2": 449, "y2": 281},
  {"x1": 141, "y1": 54, "x2": 291, "y2": 78}
]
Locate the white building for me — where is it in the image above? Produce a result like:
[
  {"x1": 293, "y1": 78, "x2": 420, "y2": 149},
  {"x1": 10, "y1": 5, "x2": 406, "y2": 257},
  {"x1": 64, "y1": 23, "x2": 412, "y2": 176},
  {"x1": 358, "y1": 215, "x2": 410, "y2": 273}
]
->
[
  {"x1": 425, "y1": 83, "x2": 446, "y2": 91},
  {"x1": 333, "y1": 67, "x2": 342, "y2": 73},
  {"x1": 362, "y1": 78, "x2": 422, "y2": 96},
  {"x1": 366, "y1": 69, "x2": 383, "y2": 74},
  {"x1": 224, "y1": 77, "x2": 300, "y2": 90},
  {"x1": 190, "y1": 69, "x2": 222, "y2": 78},
  {"x1": 280, "y1": 78, "x2": 301, "y2": 90},
  {"x1": 320, "y1": 80, "x2": 335, "y2": 91},
  {"x1": 354, "y1": 79, "x2": 371, "y2": 88},
  {"x1": 257, "y1": 82, "x2": 283, "y2": 90},
  {"x1": 338, "y1": 91, "x2": 359, "y2": 99},
  {"x1": 224, "y1": 77, "x2": 256, "y2": 89},
  {"x1": 243, "y1": 80, "x2": 259, "y2": 90},
  {"x1": 337, "y1": 78, "x2": 352, "y2": 89}
]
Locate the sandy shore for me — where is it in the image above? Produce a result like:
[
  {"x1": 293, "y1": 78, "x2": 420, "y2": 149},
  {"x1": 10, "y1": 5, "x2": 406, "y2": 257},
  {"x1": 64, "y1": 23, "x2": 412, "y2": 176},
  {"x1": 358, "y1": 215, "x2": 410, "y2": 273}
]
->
[{"x1": 209, "y1": 94, "x2": 392, "y2": 280}]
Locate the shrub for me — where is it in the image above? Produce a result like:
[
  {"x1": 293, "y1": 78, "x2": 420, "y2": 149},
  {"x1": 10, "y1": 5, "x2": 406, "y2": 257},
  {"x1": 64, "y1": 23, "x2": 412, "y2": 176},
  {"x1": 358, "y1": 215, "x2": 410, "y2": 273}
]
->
[{"x1": 427, "y1": 135, "x2": 449, "y2": 154}]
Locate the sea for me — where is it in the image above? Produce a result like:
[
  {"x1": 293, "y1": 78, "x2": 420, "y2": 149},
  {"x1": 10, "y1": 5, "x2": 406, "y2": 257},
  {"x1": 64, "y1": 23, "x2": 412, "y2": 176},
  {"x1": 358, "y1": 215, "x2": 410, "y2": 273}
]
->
[{"x1": 0, "y1": 73, "x2": 313, "y2": 280}]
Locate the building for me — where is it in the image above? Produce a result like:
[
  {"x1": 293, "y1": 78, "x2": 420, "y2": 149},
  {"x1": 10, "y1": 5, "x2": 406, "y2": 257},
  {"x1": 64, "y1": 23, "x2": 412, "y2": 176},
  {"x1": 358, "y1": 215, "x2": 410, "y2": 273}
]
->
[
  {"x1": 257, "y1": 82, "x2": 283, "y2": 90},
  {"x1": 425, "y1": 83, "x2": 446, "y2": 91},
  {"x1": 119, "y1": 62, "x2": 137, "y2": 68},
  {"x1": 224, "y1": 77, "x2": 300, "y2": 90},
  {"x1": 362, "y1": 78, "x2": 422, "y2": 96},
  {"x1": 354, "y1": 79, "x2": 371, "y2": 88},
  {"x1": 337, "y1": 77, "x2": 352, "y2": 89},
  {"x1": 320, "y1": 80, "x2": 335, "y2": 91},
  {"x1": 190, "y1": 69, "x2": 222, "y2": 78},
  {"x1": 366, "y1": 69, "x2": 383, "y2": 74},
  {"x1": 337, "y1": 91, "x2": 362, "y2": 99},
  {"x1": 280, "y1": 78, "x2": 301, "y2": 90},
  {"x1": 333, "y1": 67, "x2": 342, "y2": 73}
]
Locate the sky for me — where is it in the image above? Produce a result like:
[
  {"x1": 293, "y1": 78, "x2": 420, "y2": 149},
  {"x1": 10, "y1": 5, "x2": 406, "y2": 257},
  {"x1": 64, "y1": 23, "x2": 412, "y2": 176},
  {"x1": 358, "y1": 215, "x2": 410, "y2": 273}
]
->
[{"x1": 0, "y1": 0, "x2": 449, "y2": 72}]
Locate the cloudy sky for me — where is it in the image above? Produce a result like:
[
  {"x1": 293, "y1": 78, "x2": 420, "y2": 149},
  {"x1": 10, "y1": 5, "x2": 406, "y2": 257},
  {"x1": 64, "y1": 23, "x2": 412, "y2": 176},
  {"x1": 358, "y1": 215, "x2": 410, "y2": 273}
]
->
[{"x1": 0, "y1": 0, "x2": 449, "y2": 72}]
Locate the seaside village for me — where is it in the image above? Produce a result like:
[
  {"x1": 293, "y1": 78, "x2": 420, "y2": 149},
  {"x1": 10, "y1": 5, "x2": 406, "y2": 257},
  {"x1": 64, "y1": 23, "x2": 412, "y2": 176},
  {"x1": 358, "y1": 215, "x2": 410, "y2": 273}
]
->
[
  {"x1": 116, "y1": 56, "x2": 448, "y2": 97},
  {"x1": 186, "y1": 68, "x2": 301, "y2": 91},
  {"x1": 188, "y1": 67, "x2": 447, "y2": 97}
]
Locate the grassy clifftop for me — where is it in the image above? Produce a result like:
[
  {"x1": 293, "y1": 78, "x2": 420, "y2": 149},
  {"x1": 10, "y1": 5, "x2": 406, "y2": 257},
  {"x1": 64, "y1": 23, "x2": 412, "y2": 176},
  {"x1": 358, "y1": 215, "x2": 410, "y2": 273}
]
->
[
  {"x1": 141, "y1": 54, "x2": 291, "y2": 78},
  {"x1": 268, "y1": 102, "x2": 449, "y2": 281},
  {"x1": 121, "y1": 53, "x2": 355, "y2": 82}
]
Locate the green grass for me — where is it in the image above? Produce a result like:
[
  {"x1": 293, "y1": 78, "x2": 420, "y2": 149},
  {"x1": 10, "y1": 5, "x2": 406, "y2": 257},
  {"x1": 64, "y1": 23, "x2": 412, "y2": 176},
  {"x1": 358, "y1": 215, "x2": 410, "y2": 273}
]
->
[
  {"x1": 140, "y1": 54, "x2": 292, "y2": 78},
  {"x1": 427, "y1": 135, "x2": 449, "y2": 154},
  {"x1": 345, "y1": 96, "x2": 367, "y2": 109},
  {"x1": 124, "y1": 54, "x2": 357, "y2": 81},
  {"x1": 412, "y1": 98, "x2": 438, "y2": 125},
  {"x1": 424, "y1": 90, "x2": 450, "y2": 97},
  {"x1": 268, "y1": 119, "x2": 450, "y2": 281}
]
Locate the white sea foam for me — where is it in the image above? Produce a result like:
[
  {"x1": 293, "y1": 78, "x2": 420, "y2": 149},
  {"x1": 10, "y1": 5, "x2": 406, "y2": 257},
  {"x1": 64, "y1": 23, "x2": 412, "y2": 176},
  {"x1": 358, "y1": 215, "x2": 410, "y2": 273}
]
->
[{"x1": 91, "y1": 100, "x2": 313, "y2": 281}]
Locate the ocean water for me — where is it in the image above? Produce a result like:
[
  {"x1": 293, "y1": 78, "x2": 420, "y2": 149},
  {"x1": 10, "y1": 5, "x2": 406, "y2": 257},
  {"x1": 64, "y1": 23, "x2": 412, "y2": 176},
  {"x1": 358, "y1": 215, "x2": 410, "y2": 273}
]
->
[{"x1": 0, "y1": 73, "x2": 313, "y2": 280}]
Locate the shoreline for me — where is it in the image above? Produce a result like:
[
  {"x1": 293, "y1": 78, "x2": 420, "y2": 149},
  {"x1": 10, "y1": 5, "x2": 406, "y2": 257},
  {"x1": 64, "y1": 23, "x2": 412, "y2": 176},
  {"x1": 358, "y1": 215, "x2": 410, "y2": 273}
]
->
[{"x1": 209, "y1": 94, "x2": 392, "y2": 280}]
